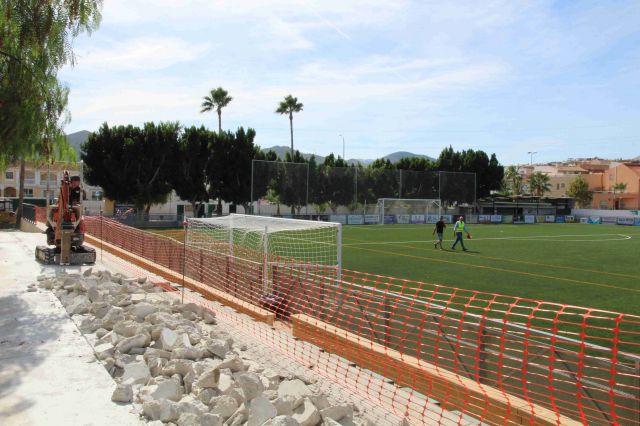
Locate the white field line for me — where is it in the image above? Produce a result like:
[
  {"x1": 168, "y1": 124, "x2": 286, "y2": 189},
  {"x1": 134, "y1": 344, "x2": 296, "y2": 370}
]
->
[{"x1": 343, "y1": 233, "x2": 632, "y2": 246}]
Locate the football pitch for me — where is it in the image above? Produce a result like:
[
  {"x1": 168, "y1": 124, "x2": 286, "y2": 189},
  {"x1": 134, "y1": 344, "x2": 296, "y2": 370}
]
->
[
  {"x1": 342, "y1": 223, "x2": 640, "y2": 317},
  {"x1": 149, "y1": 223, "x2": 640, "y2": 317}
]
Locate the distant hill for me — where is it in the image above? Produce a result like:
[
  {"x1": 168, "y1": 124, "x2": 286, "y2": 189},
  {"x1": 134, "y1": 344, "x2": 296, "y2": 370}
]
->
[
  {"x1": 66, "y1": 130, "x2": 91, "y2": 158},
  {"x1": 261, "y1": 146, "x2": 435, "y2": 165},
  {"x1": 382, "y1": 151, "x2": 435, "y2": 163}
]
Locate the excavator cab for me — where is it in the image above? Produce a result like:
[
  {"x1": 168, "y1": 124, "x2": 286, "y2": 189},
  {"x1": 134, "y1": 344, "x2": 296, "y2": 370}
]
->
[{"x1": 36, "y1": 171, "x2": 96, "y2": 265}]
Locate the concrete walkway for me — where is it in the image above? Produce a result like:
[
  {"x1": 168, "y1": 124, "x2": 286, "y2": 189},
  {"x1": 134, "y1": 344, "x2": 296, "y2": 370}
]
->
[{"x1": 0, "y1": 230, "x2": 143, "y2": 426}]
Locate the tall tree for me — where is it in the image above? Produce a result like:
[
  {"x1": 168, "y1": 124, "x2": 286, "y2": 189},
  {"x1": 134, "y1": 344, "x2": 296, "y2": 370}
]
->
[
  {"x1": 82, "y1": 122, "x2": 178, "y2": 214},
  {"x1": 169, "y1": 126, "x2": 213, "y2": 217},
  {"x1": 200, "y1": 87, "x2": 233, "y2": 133},
  {"x1": 528, "y1": 171, "x2": 551, "y2": 196},
  {"x1": 275, "y1": 95, "x2": 303, "y2": 160},
  {"x1": 1, "y1": 1, "x2": 102, "y2": 224},
  {"x1": 567, "y1": 176, "x2": 593, "y2": 208},
  {"x1": 504, "y1": 165, "x2": 523, "y2": 195},
  {"x1": 612, "y1": 182, "x2": 627, "y2": 210}
]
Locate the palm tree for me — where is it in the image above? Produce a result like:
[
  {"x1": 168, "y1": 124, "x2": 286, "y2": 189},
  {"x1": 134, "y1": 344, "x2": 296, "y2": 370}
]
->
[
  {"x1": 275, "y1": 95, "x2": 304, "y2": 160},
  {"x1": 612, "y1": 182, "x2": 627, "y2": 209},
  {"x1": 528, "y1": 171, "x2": 551, "y2": 196},
  {"x1": 504, "y1": 165, "x2": 523, "y2": 195},
  {"x1": 201, "y1": 87, "x2": 233, "y2": 133}
]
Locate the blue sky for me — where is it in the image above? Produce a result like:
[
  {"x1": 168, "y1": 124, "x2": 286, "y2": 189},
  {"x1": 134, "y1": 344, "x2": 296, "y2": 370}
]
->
[{"x1": 60, "y1": 0, "x2": 640, "y2": 165}]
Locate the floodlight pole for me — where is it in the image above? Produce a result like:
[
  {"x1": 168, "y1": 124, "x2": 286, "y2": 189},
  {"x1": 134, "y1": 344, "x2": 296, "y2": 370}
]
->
[{"x1": 527, "y1": 151, "x2": 537, "y2": 165}]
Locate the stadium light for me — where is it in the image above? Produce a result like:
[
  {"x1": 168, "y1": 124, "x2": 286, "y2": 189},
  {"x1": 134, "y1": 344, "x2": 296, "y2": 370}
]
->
[
  {"x1": 338, "y1": 134, "x2": 345, "y2": 160},
  {"x1": 527, "y1": 151, "x2": 537, "y2": 165}
]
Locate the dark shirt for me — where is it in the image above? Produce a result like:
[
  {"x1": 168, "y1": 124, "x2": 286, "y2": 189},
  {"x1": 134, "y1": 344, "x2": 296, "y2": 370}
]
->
[
  {"x1": 435, "y1": 220, "x2": 446, "y2": 233},
  {"x1": 70, "y1": 186, "x2": 81, "y2": 205}
]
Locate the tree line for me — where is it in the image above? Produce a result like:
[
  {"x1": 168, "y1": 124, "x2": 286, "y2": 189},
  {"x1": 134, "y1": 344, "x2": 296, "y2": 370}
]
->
[{"x1": 82, "y1": 122, "x2": 505, "y2": 216}]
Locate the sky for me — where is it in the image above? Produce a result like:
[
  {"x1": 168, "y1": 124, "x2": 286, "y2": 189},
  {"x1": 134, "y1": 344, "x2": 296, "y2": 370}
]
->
[{"x1": 59, "y1": 0, "x2": 640, "y2": 165}]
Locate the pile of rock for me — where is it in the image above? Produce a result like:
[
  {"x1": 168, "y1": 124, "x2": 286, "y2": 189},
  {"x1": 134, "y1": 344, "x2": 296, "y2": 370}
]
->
[{"x1": 37, "y1": 270, "x2": 359, "y2": 426}]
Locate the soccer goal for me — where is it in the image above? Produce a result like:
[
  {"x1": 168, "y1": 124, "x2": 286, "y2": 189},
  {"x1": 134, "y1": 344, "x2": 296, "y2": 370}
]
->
[
  {"x1": 376, "y1": 198, "x2": 442, "y2": 224},
  {"x1": 186, "y1": 214, "x2": 342, "y2": 291}
]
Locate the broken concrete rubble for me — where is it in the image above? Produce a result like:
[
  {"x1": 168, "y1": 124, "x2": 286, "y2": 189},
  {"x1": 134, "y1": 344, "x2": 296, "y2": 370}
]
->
[{"x1": 42, "y1": 269, "x2": 377, "y2": 426}]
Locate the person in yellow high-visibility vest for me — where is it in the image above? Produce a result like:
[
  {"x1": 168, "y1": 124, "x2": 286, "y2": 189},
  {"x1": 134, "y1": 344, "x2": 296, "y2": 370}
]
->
[{"x1": 451, "y1": 216, "x2": 470, "y2": 251}]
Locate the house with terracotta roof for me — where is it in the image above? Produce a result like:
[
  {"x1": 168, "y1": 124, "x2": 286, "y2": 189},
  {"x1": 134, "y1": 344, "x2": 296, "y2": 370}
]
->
[{"x1": 590, "y1": 162, "x2": 640, "y2": 209}]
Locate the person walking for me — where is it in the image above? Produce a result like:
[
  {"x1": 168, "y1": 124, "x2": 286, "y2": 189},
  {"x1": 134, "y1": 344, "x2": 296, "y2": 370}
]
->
[
  {"x1": 451, "y1": 216, "x2": 470, "y2": 251},
  {"x1": 432, "y1": 216, "x2": 446, "y2": 250}
]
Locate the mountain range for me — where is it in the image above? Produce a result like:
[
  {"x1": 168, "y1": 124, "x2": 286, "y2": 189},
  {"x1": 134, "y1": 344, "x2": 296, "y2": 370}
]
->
[
  {"x1": 261, "y1": 145, "x2": 436, "y2": 165},
  {"x1": 65, "y1": 131, "x2": 437, "y2": 165}
]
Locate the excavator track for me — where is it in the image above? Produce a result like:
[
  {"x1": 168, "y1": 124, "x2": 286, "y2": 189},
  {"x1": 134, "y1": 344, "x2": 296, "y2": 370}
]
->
[{"x1": 35, "y1": 245, "x2": 96, "y2": 265}]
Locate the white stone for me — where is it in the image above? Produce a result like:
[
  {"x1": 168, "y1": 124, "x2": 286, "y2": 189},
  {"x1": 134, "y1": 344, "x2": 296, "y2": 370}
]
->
[
  {"x1": 278, "y1": 379, "x2": 312, "y2": 399},
  {"x1": 143, "y1": 399, "x2": 179, "y2": 422},
  {"x1": 148, "y1": 357, "x2": 166, "y2": 377},
  {"x1": 162, "y1": 359, "x2": 194, "y2": 376},
  {"x1": 217, "y1": 354, "x2": 245, "y2": 372},
  {"x1": 309, "y1": 394, "x2": 330, "y2": 410},
  {"x1": 201, "y1": 413, "x2": 224, "y2": 426},
  {"x1": 262, "y1": 369, "x2": 281, "y2": 390},
  {"x1": 113, "y1": 320, "x2": 146, "y2": 337},
  {"x1": 320, "y1": 405, "x2": 352, "y2": 422},
  {"x1": 292, "y1": 398, "x2": 321, "y2": 426},
  {"x1": 197, "y1": 388, "x2": 218, "y2": 405},
  {"x1": 95, "y1": 328, "x2": 109, "y2": 339},
  {"x1": 216, "y1": 372, "x2": 234, "y2": 394},
  {"x1": 262, "y1": 416, "x2": 300, "y2": 426},
  {"x1": 247, "y1": 395, "x2": 277, "y2": 426},
  {"x1": 171, "y1": 347, "x2": 201, "y2": 360},
  {"x1": 67, "y1": 295, "x2": 91, "y2": 314},
  {"x1": 140, "y1": 379, "x2": 183, "y2": 402},
  {"x1": 176, "y1": 395, "x2": 208, "y2": 416},
  {"x1": 196, "y1": 367, "x2": 220, "y2": 389},
  {"x1": 235, "y1": 372, "x2": 264, "y2": 401},
  {"x1": 206, "y1": 339, "x2": 230, "y2": 358},
  {"x1": 177, "y1": 413, "x2": 199, "y2": 426},
  {"x1": 160, "y1": 328, "x2": 180, "y2": 350},
  {"x1": 274, "y1": 396, "x2": 296, "y2": 416},
  {"x1": 111, "y1": 383, "x2": 133, "y2": 403},
  {"x1": 132, "y1": 302, "x2": 157, "y2": 320},
  {"x1": 121, "y1": 361, "x2": 151, "y2": 385},
  {"x1": 202, "y1": 311, "x2": 217, "y2": 324},
  {"x1": 94, "y1": 342, "x2": 115, "y2": 360},
  {"x1": 115, "y1": 333, "x2": 151, "y2": 354},
  {"x1": 210, "y1": 395, "x2": 239, "y2": 419}
]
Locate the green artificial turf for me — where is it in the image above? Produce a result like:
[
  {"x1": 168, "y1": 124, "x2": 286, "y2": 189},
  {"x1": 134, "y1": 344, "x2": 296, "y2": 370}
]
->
[{"x1": 341, "y1": 223, "x2": 640, "y2": 317}]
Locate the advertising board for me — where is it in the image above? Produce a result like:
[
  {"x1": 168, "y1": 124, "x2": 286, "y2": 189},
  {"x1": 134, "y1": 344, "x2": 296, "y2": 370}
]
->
[
  {"x1": 396, "y1": 214, "x2": 411, "y2": 224},
  {"x1": 348, "y1": 215, "x2": 364, "y2": 225},
  {"x1": 410, "y1": 214, "x2": 425, "y2": 224},
  {"x1": 329, "y1": 214, "x2": 347, "y2": 224},
  {"x1": 524, "y1": 215, "x2": 536, "y2": 224},
  {"x1": 364, "y1": 215, "x2": 379, "y2": 224}
]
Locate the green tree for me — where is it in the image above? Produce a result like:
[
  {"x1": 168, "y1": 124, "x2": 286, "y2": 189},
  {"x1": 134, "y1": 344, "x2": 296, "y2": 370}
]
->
[
  {"x1": 528, "y1": 171, "x2": 551, "y2": 196},
  {"x1": 1, "y1": 1, "x2": 102, "y2": 224},
  {"x1": 275, "y1": 95, "x2": 303, "y2": 160},
  {"x1": 169, "y1": 126, "x2": 213, "y2": 217},
  {"x1": 567, "y1": 176, "x2": 593, "y2": 208},
  {"x1": 612, "y1": 182, "x2": 627, "y2": 210},
  {"x1": 504, "y1": 165, "x2": 523, "y2": 195},
  {"x1": 82, "y1": 122, "x2": 178, "y2": 214},
  {"x1": 200, "y1": 87, "x2": 233, "y2": 133}
]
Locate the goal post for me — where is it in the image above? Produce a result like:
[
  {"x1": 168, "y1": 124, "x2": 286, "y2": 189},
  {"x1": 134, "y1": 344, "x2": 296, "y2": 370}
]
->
[
  {"x1": 186, "y1": 214, "x2": 342, "y2": 292},
  {"x1": 377, "y1": 198, "x2": 442, "y2": 224}
]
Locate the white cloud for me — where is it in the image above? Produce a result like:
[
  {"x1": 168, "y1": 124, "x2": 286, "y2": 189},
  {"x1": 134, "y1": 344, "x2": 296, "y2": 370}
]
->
[{"x1": 75, "y1": 37, "x2": 211, "y2": 71}]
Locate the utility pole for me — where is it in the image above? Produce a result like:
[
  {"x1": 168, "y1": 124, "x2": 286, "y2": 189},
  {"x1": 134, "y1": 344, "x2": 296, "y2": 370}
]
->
[{"x1": 527, "y1": 151, "x2": 537, "y2": 165}]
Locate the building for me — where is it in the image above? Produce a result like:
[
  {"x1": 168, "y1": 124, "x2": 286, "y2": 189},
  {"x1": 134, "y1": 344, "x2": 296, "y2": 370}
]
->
[
  {"x1": 0, "y1": 161, "x2": 104, "y2": 214},
  {"x1": 590, "y1": 162, "x2": 640, "y2": 210}
]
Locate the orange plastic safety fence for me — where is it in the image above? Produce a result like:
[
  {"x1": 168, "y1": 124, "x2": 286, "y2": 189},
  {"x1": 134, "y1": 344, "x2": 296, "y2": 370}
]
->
[{"x1": 81, "y1": 216, "x2": 640, "y2": 426}]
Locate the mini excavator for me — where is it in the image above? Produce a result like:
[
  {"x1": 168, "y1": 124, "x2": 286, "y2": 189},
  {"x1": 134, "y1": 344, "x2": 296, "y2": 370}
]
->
[{"x1": 35, "y1": 171, "x2": 96, "y2": 265}]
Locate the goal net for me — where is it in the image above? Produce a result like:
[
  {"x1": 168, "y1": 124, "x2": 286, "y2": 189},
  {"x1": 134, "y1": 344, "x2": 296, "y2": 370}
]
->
[
  {"x1": 376, "y1": 198, "x2": 442, "y2": 224},
  {"x1": 186, "y1": 214, "x2": 342, "y2": 297}
]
